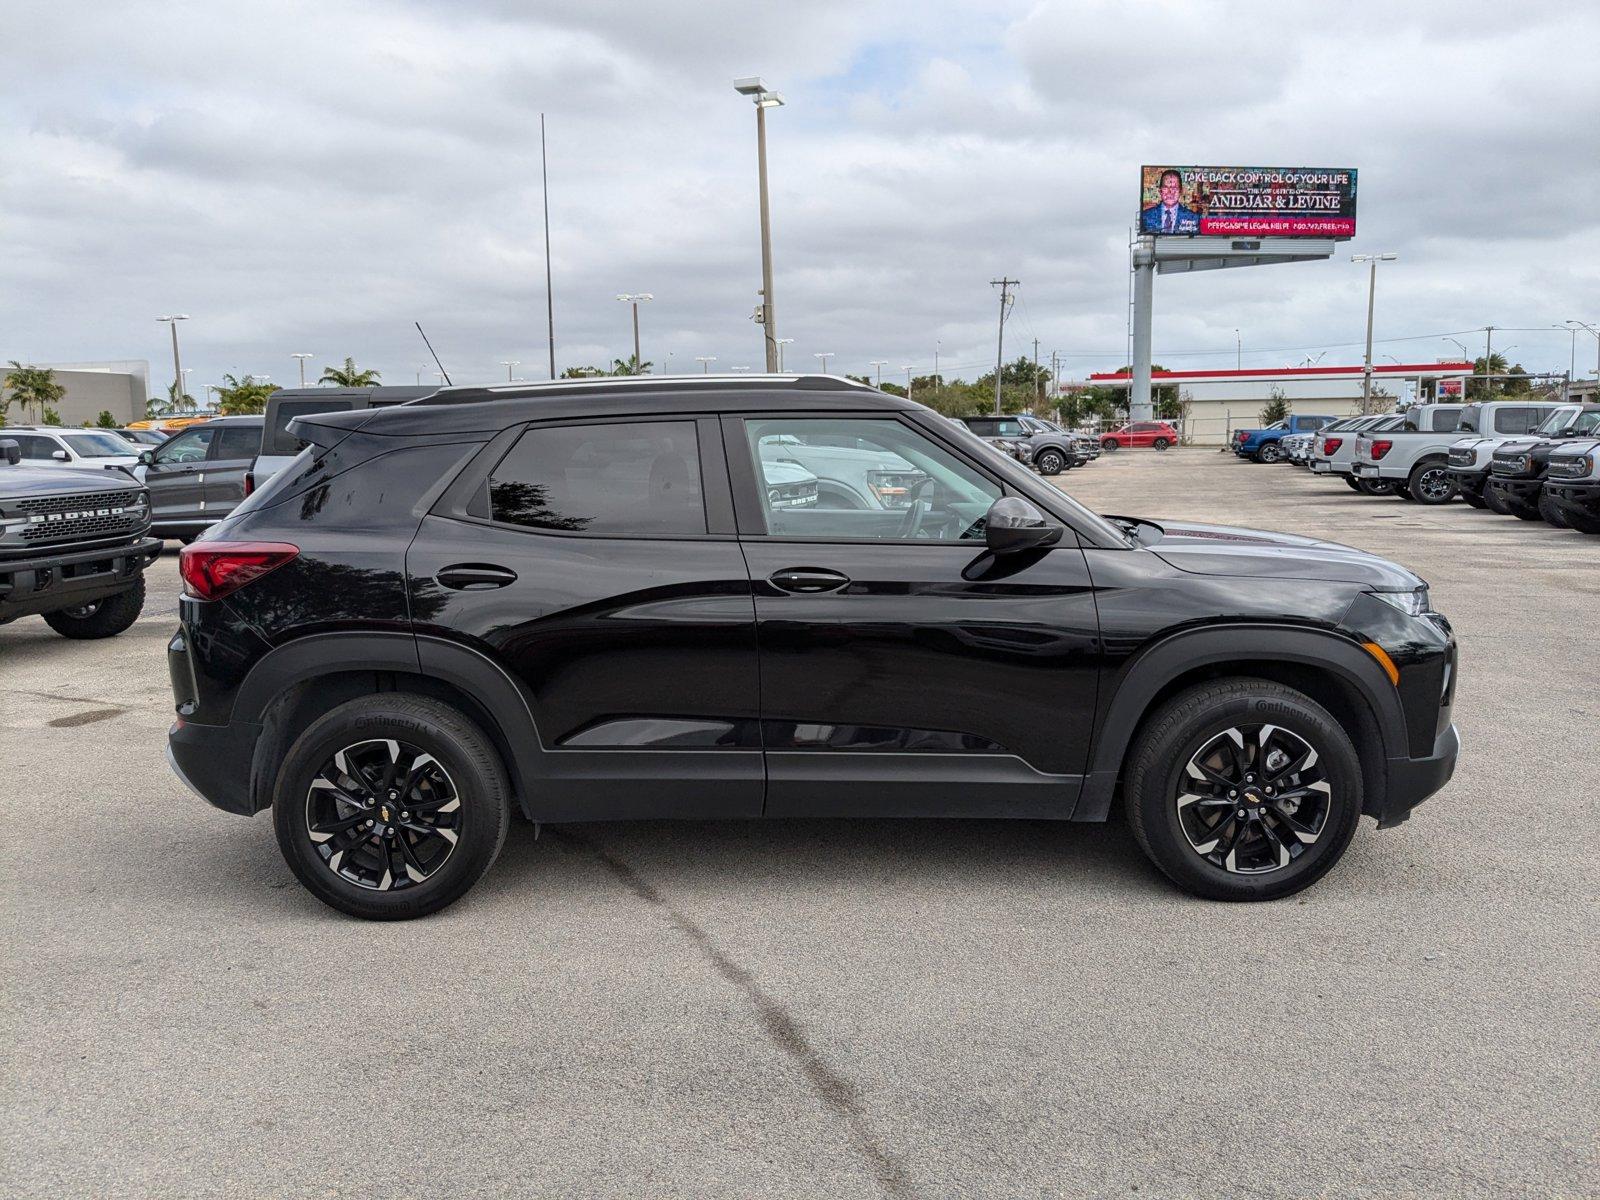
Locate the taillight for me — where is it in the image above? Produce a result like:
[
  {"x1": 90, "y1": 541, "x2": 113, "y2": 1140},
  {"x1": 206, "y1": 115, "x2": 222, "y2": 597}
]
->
[
  {"x1": 1324, "y1": 437, "x2": 1343, "y2": 454},
  {"x1": 179, "y1": 542, "x2": 298, "y2": 601},
  {"x1": 1370, "y1": 439, "x2": 1393, "y2": 461},
  {"x1": 242, "y1": 470, "x2": 255, "y2": 498}
]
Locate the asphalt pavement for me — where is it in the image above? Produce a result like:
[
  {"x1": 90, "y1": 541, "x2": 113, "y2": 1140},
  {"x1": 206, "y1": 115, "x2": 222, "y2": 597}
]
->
[{"x1": 3, "y1": 449, "x2": 1596, "y2": 1198}]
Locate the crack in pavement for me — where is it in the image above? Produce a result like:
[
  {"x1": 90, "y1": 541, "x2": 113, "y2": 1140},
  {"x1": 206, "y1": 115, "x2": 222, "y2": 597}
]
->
[{"x1": 551, "y1": 829, "x2": 917, "y2": 1200}]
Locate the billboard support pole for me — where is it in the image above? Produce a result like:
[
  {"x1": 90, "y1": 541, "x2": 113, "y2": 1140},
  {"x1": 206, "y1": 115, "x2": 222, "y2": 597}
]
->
[{"x1": 1130, "y1": 238, "x2": 1155, "y2": 422}]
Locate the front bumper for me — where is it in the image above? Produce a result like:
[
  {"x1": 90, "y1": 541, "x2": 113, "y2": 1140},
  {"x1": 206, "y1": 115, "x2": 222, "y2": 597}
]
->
[
  {"x1": 1486, "y1": 475, "x2": 1542, "y2": 504},
  {"x1": 0, "y1": 535, "x2": 162, "y2": 623},
  {"x1": 1446, "y1": 466, "x2": 1488, "y2": 497},
  {"x1": 1544, "y1": 479, "x2": 1600, "y2": 512},
  {"x1": 1378, "y1": 723, "x2": 1460, "y2": 828}
]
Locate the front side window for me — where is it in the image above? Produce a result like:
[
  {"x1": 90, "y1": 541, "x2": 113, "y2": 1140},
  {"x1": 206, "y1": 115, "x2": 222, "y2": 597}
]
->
[
  {"x1": 489, "y1": 420, "x2": 705, "y2": 537},
  {"x1": 745, "y1": 417, "x2": 1002, "y2": 542},
  {"x1": 155, "y1": 427, "x2": 217, "y2": 464}
]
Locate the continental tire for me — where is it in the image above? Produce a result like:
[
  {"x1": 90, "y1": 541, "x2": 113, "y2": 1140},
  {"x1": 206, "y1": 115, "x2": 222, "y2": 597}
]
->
[
  {"x1": 1125, "y1": 678, "x2": 1362, "y2": 902},
  {"x1": 273, "y1": 694, "x2": 512, "y2": 920}
]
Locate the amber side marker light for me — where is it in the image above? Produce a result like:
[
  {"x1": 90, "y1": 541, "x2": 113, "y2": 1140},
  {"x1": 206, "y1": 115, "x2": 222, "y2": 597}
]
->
[{"x1": 1361, "y1": 641, "x2": 1401, "y2": 687}]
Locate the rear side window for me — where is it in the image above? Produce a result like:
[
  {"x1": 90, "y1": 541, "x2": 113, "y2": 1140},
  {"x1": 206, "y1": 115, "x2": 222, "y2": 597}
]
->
[
  {"x1": 9, "y1": 434, "x2": 59, "y2": 460},
  {"x1": 1492, "y1": 407, "x2": 1538, "y2": 434},
  {"x1": 489, "y1": 421, "x2": 706, "y2": 537},
  {"x1": 1429, "y1": 406, "x2": 1463, "y2": 431},
  {"x1": 268, "y1": 399, "x2": 355, "y2": 455},
  {"x1": 210, "y1": 425, "x2": 260, "y2": 460}
]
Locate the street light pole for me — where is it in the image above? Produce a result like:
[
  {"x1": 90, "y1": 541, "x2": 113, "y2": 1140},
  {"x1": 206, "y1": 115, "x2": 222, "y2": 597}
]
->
[
  {"x1": 735, "y1": 78, "x2": 784, "y2": 372},
  {"x1": 1351, "y1": 253, "x2": 1396, "y2": 413},
  {"x1": 902, "y1": 364, "x2": 914, "y2": 401},
  {"x1": 1235, "y1": 328, "x2": 1241, "y2": 371},
  {"x1": 776, "y1": 338, "x2": 793, "y2": 371},
  {"x1": 869, "y1": 360, "x2": 887, "y2": 388},
  {"x1": 291, "y1": 353, "x2": 313, "y2": 387},
  {"x1": 696, "y1": 356, "x2": 716, "y2": 374},
  {"x1": 500, "y1": 360, "x2": 521, "y2": 382},
  {"x1": 1566, "y1": 320, "x2": 1599, "y2": 381},
  {"x1": 616, "y1": 294, "x2": 652, "y2": 373},
  {"x1": 814, "y1": 352, "x2": 833, "y2": 375},
  {"x1": 156, "y1": 315, "x2": 189, "y2": 407}
]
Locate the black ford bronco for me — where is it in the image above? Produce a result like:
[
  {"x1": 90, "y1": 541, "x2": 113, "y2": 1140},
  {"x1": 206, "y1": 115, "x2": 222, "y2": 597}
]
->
[
  {"x1": 164, "y1": 376, "x2": 1460, "y2": 919},
  {"x1": 0, "y1": 438, "x2": 161, "y2": 639}
]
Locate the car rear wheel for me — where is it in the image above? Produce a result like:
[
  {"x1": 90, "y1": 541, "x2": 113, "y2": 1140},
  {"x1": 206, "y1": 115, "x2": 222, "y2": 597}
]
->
[
  {"x1": 1034, "y1": 448, "x2": 1066, "y2": 476},
  {"x1": 1101, "y1": 438, "x2": 1120, "y2": 452},
  {"x1": 1257, "y1": 443, "x2": 1283, "y2": 464},
  {"x1": 41, "y1": 577, "x2": 145, "y2": 639},
  {"x1": 1538, "y1": 491, "x2": 1571, "y2": 529},
  {"x1": 1405, "y1": 462, "x2": 1457, "y2": 504},
  {"x1": 1356, "y1": 479, "x2": 1398, "y2": 497},
  {"x1": 273, "y1": 694, "x2": 512, "y2": 920},
  {"x1": 1344, "y1": 476, "x2": 1363, "y2": 492},
  {"x1": 1125, "y1": 678, "x2": 1362, "y2": 901},
  {"x1": 1153, "y1": 437, "x2": 1171, "y2": 451}
]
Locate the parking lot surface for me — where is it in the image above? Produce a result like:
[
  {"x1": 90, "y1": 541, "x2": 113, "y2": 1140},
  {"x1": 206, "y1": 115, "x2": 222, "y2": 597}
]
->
[{"x1": 3, "y1": 449, "x2": 1596, "y2": 1198}]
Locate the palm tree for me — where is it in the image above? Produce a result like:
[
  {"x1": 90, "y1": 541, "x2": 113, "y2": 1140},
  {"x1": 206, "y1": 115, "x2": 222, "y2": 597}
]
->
[
  {"x1": 3, "y1": 361, "x2": 67, "y2": 422},
  {"x1": 319, "y1": 357, "x2": 382, "y2": 387},
  {"x1": 609, "y1": 355, "x2": 653, "y2": 376}
]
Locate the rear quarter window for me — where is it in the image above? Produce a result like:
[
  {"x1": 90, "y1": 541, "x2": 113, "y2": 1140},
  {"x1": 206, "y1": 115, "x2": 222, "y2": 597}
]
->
[{"x1": 268, "y1": 399, "x2": 356, "y2": 455}]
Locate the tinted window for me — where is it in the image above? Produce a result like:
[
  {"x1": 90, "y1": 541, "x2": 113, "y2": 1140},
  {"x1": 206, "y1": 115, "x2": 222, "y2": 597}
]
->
[
  {"x1": 154, "y1": 427, "x2": 216, "y2": 464},
  {"x1": 1492, "y1": 407, "x2": 1538, "y2": 435},
  {"x1": 211, "y1": 425, "x2": 261, "y2": 461},
  {"x1": 1429, "y1": 406, "x2": 1463, "y2": 431},
  {"x1": 268, "y1": 399, "x2": 354, "y2": 455},
  {"x1": 490, "y1": 421, "x2": 705, "y2": 536},
  {"x1": 10, "y1": 434, "x2": 59, "y2": 461},
  {"x1": 746, "y1": 417, "x2": 1001, "y2": 542},
  {"x1": 963, "y1": 419, "x2": 998, "y2": 436},
  {"x1": 62, "y1": 431, "x2": 134, "y2": 458}
]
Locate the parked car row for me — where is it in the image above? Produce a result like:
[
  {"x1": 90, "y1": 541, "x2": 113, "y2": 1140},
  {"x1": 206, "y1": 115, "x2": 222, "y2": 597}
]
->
[{"x1": 1260, "y1": 399, "x2": 1600, "y2": 535}]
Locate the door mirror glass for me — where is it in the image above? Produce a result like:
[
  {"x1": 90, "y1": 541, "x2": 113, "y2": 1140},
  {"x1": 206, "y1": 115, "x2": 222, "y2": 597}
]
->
[{"x1": 983, "y1": 496, "x2": 1064, "y2": 555}]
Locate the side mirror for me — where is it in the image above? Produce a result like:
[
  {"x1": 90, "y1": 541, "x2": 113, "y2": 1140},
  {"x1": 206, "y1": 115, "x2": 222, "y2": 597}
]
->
[
  {"x1": 0, "y1": 439, "x2": 19, "y2": 466},
  {"x1": 52, "y1": 449, "x2": 70, "y2": 461},
  {"x1": 138, "y1": 450, "x2": 156, "y2": 466},
  {"x1": 984, "y1": 495, "x2": 1064, "y2": 555}
]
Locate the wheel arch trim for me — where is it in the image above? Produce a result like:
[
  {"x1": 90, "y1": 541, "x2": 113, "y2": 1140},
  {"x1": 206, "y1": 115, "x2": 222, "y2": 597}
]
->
[{"x1": 1073, "y1": 624, "x2": 1406, "y2": 821}]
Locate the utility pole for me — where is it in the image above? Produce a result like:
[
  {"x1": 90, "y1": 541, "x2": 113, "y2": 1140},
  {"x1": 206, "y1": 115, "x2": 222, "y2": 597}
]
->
[
  {"x1": 1483, "y1": 325, "x2": 1495, "y2": 397},
  {"x1": 1352, "y1": 253, "x2": 1396, "y2": 413},
  {"x1": 934, "y1": 339, "x2": 940, "y2": 385},
  {"x1": 1031, "y1": 337, "x2": 1042, "y2": 410},
  {"x1": 990, "y1": 278, "x2": 1018, "y2": 415},
  {"x1": 541, "y1": 114, "x2": 555, "y2": 379},
  {"x1": 1235, "y1": 329, "x2": 1241, "y2": 371}
]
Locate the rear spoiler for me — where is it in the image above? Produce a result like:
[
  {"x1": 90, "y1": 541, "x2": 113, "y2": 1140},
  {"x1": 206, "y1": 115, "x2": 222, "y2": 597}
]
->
[{"x1": 285, "y1": 407, "x2": 379, "y2": 450}]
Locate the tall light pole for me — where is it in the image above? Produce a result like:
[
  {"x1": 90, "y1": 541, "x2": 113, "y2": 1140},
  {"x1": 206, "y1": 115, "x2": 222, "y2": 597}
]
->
[
  {"x1": 696, "y1": 356, "x2": 716, "y2": 373},
  {"x1": 1443, "y1": 337, "x2": 1471, "y2": 361},
  {"x1": 813, "y1": 351, "x2": 833, "y2": 375},
  {"x1": 869, "y1": 360, "x2": 887, "y2": 387},
  {"x1": 500, "y1": 360, "x2": 521, "y2": 382},
  {"x1": 290, "y1": 353, "x2": 314, "y2": 387},
  {"x1": 1566, "y1": 320, "x2": 1599, "y2": 381},
  {"x1": 1235, "y1": 328, "x2": 1241, "y2": 371},
  {"x1": 902, "y1": 365, "x2": 914, "y2": 400},
  {"x1": 616, "y1": 294, "x2": 652, "y2": 373},
  {"x1": 156, "y1": 315, "x2": 189, "y2": 408},
  {"x1": 990, "y1": 278, "x2": 1018, "y2": 415},
  {"x1": 734, "y1": 78, "x2": 783, "y2": 371},
  {"x1": 934, "y1": 339, "x2": 941, "y2": 384},
  {"x1": 776, "y1": 337, "x2": 794, "y2": 371},
  {"x1": 1351, "y1": 253, "x2": 1396, "y2": 412}
]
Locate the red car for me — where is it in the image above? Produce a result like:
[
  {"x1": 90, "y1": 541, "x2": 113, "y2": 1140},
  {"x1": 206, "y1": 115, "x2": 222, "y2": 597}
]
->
[{"x1": 1100, "y1": 421, "x2": 1178, "y2": 451}]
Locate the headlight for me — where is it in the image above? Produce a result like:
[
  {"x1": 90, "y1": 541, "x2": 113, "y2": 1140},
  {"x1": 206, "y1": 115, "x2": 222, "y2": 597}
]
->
[{"x1": 1370, "y1": 586, "x2": 1431, "y2": 617}]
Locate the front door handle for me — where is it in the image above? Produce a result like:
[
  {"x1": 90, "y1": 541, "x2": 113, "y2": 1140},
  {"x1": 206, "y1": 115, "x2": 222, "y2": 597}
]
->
[
  {"x1": 437, "y1": 563, "x2": 519, "y2": 591},
  {"x1": 769, "y1": 567, "x2": 850, "y2": 594}
]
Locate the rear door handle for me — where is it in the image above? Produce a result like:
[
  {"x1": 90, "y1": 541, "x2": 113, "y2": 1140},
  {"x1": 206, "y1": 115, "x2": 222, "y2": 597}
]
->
[
  {"x1": 437, "y1": 563, "x2": 519, "y2": 591},
  {"x1": 769, "y1": 567, "x2": 850, "y2": 594}
]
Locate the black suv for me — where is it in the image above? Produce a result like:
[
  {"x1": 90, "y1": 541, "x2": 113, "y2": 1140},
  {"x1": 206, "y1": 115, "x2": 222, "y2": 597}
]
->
[{"x1": 165, "y1": 376, "x2": 1460, "y2": 919}]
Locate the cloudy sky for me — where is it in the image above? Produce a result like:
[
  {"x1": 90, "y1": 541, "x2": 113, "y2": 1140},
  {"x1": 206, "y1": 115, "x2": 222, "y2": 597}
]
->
[{"x1": 4, "y1": 0, "x2": 1597, "y2": 397}]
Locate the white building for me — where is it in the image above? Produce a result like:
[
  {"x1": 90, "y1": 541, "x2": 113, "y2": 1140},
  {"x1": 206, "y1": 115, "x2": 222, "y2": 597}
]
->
[{"x1": 1075, "y1": 361, "x2": 1477, "y2": 446}]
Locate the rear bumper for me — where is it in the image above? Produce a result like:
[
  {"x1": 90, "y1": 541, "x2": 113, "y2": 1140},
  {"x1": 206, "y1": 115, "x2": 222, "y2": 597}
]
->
[
  {"x1": 168, "y1": 717, "x2": 264, "y2": 816},
  {"x1": 1377, "y1": 723, "x2": 1460, "y2": 829},
  {"x1": 0, "y1": 536, "x2": 161, "y2": 623},
  {"x1": 1351, "y1": 461, "x2": 1401, "y2": 481}
]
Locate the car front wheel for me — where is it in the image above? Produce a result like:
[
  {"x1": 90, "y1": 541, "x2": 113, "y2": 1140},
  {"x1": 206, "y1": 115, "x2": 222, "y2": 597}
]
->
[
  {"x1": 1101, "y1": 438, "x2": 1120, "y2": 452},
  {"x1": 42, "y1": 577, "x2": 145, "y2": 639},
  {"x1": 1538, "y1": 491, "x2": 1570, "y2": 529},
  {"x1": 1153, "y1": 437, "x2": 1171, "y2": 451},
  {"x1": 273, "y1": 694, "x2": 512, "y2": 920},
  {"x1": 1406, "y1": 462, "x2": 1458, "y2": 504},
  {"x1": 1035, "y1": 449, "x2": 1066, "y2": 476},
  {"x1": 1125, "y1": 678, "x2": 1362, "y2": 901}
]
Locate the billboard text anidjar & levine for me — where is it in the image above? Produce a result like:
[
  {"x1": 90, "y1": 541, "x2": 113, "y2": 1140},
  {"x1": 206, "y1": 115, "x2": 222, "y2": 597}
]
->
[{"x1": 1139, "y1": 166, "x2": 1358, "y2": 238}]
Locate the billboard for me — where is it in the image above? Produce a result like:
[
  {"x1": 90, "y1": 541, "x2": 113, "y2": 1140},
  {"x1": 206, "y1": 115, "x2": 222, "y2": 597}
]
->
[{"x1": 1139, "y1": 166, "x2": 1358, "y2": 238}]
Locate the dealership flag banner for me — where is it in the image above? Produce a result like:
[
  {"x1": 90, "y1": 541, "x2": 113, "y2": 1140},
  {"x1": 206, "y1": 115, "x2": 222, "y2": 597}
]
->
[{"x1": 1138, "y1": 166, "x2": 1358, "y2": 238}]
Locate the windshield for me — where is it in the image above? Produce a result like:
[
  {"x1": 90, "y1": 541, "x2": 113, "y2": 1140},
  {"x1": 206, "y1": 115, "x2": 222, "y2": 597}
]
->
[
  {"x1": 1533, "y1": 406, "x2": 1581, "y2": 435},
  {"x1": 62, "y1": 432, "x2": 136, "y2": 457},
  {"x1": 1568, "y1": 409, "x2": 1600, "y2": 435}
]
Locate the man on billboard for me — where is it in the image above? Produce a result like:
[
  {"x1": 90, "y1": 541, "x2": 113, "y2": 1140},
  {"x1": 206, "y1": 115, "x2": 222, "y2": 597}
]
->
[{"x1": 1141, "y1": 168, "x2": 1199, "y2": 234}]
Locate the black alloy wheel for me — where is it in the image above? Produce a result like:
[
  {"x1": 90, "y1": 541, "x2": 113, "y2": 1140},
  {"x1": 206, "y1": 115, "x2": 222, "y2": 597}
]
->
[
  {"x1": 274, "y1": 694, "x2": 511, "y2": 919},
  {"x1": 1406, "y1": 462, "x2": 1458, "y2": 505},
  {"x1": 1125, "y1": 678, "x2": 1361, "y2": 901},
  {"x1": 1102, "y1": 438, "x2": 1120, "y2": 452},
  {"x1": 1153, "y1": 438, "x2": 1171, "y2": 451},
  {"x1": 303, "y1": 739, "x2": 463, "y2": 893},
  {"x1": 1035, "y1": 448, "x2": 1066, "y2": 476},
  {"x1": 1356, "y1": 478, "x2": 1398, "y2": 497}
]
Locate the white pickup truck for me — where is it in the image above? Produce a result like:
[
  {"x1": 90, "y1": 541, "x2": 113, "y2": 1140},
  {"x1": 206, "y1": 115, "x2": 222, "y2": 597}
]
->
[
  {"x1": 1350, "y1": 399, "x2": 1565, "y2": 504},
  {"x1": 1311, "y1": 413, "x2": 1405, "y2": 489}
]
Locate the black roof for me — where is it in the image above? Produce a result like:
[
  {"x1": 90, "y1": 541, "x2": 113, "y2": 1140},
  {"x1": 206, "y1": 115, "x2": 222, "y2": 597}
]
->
[{"x1": 315, "y1": 374, "x2": 914, "y2": 438}]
